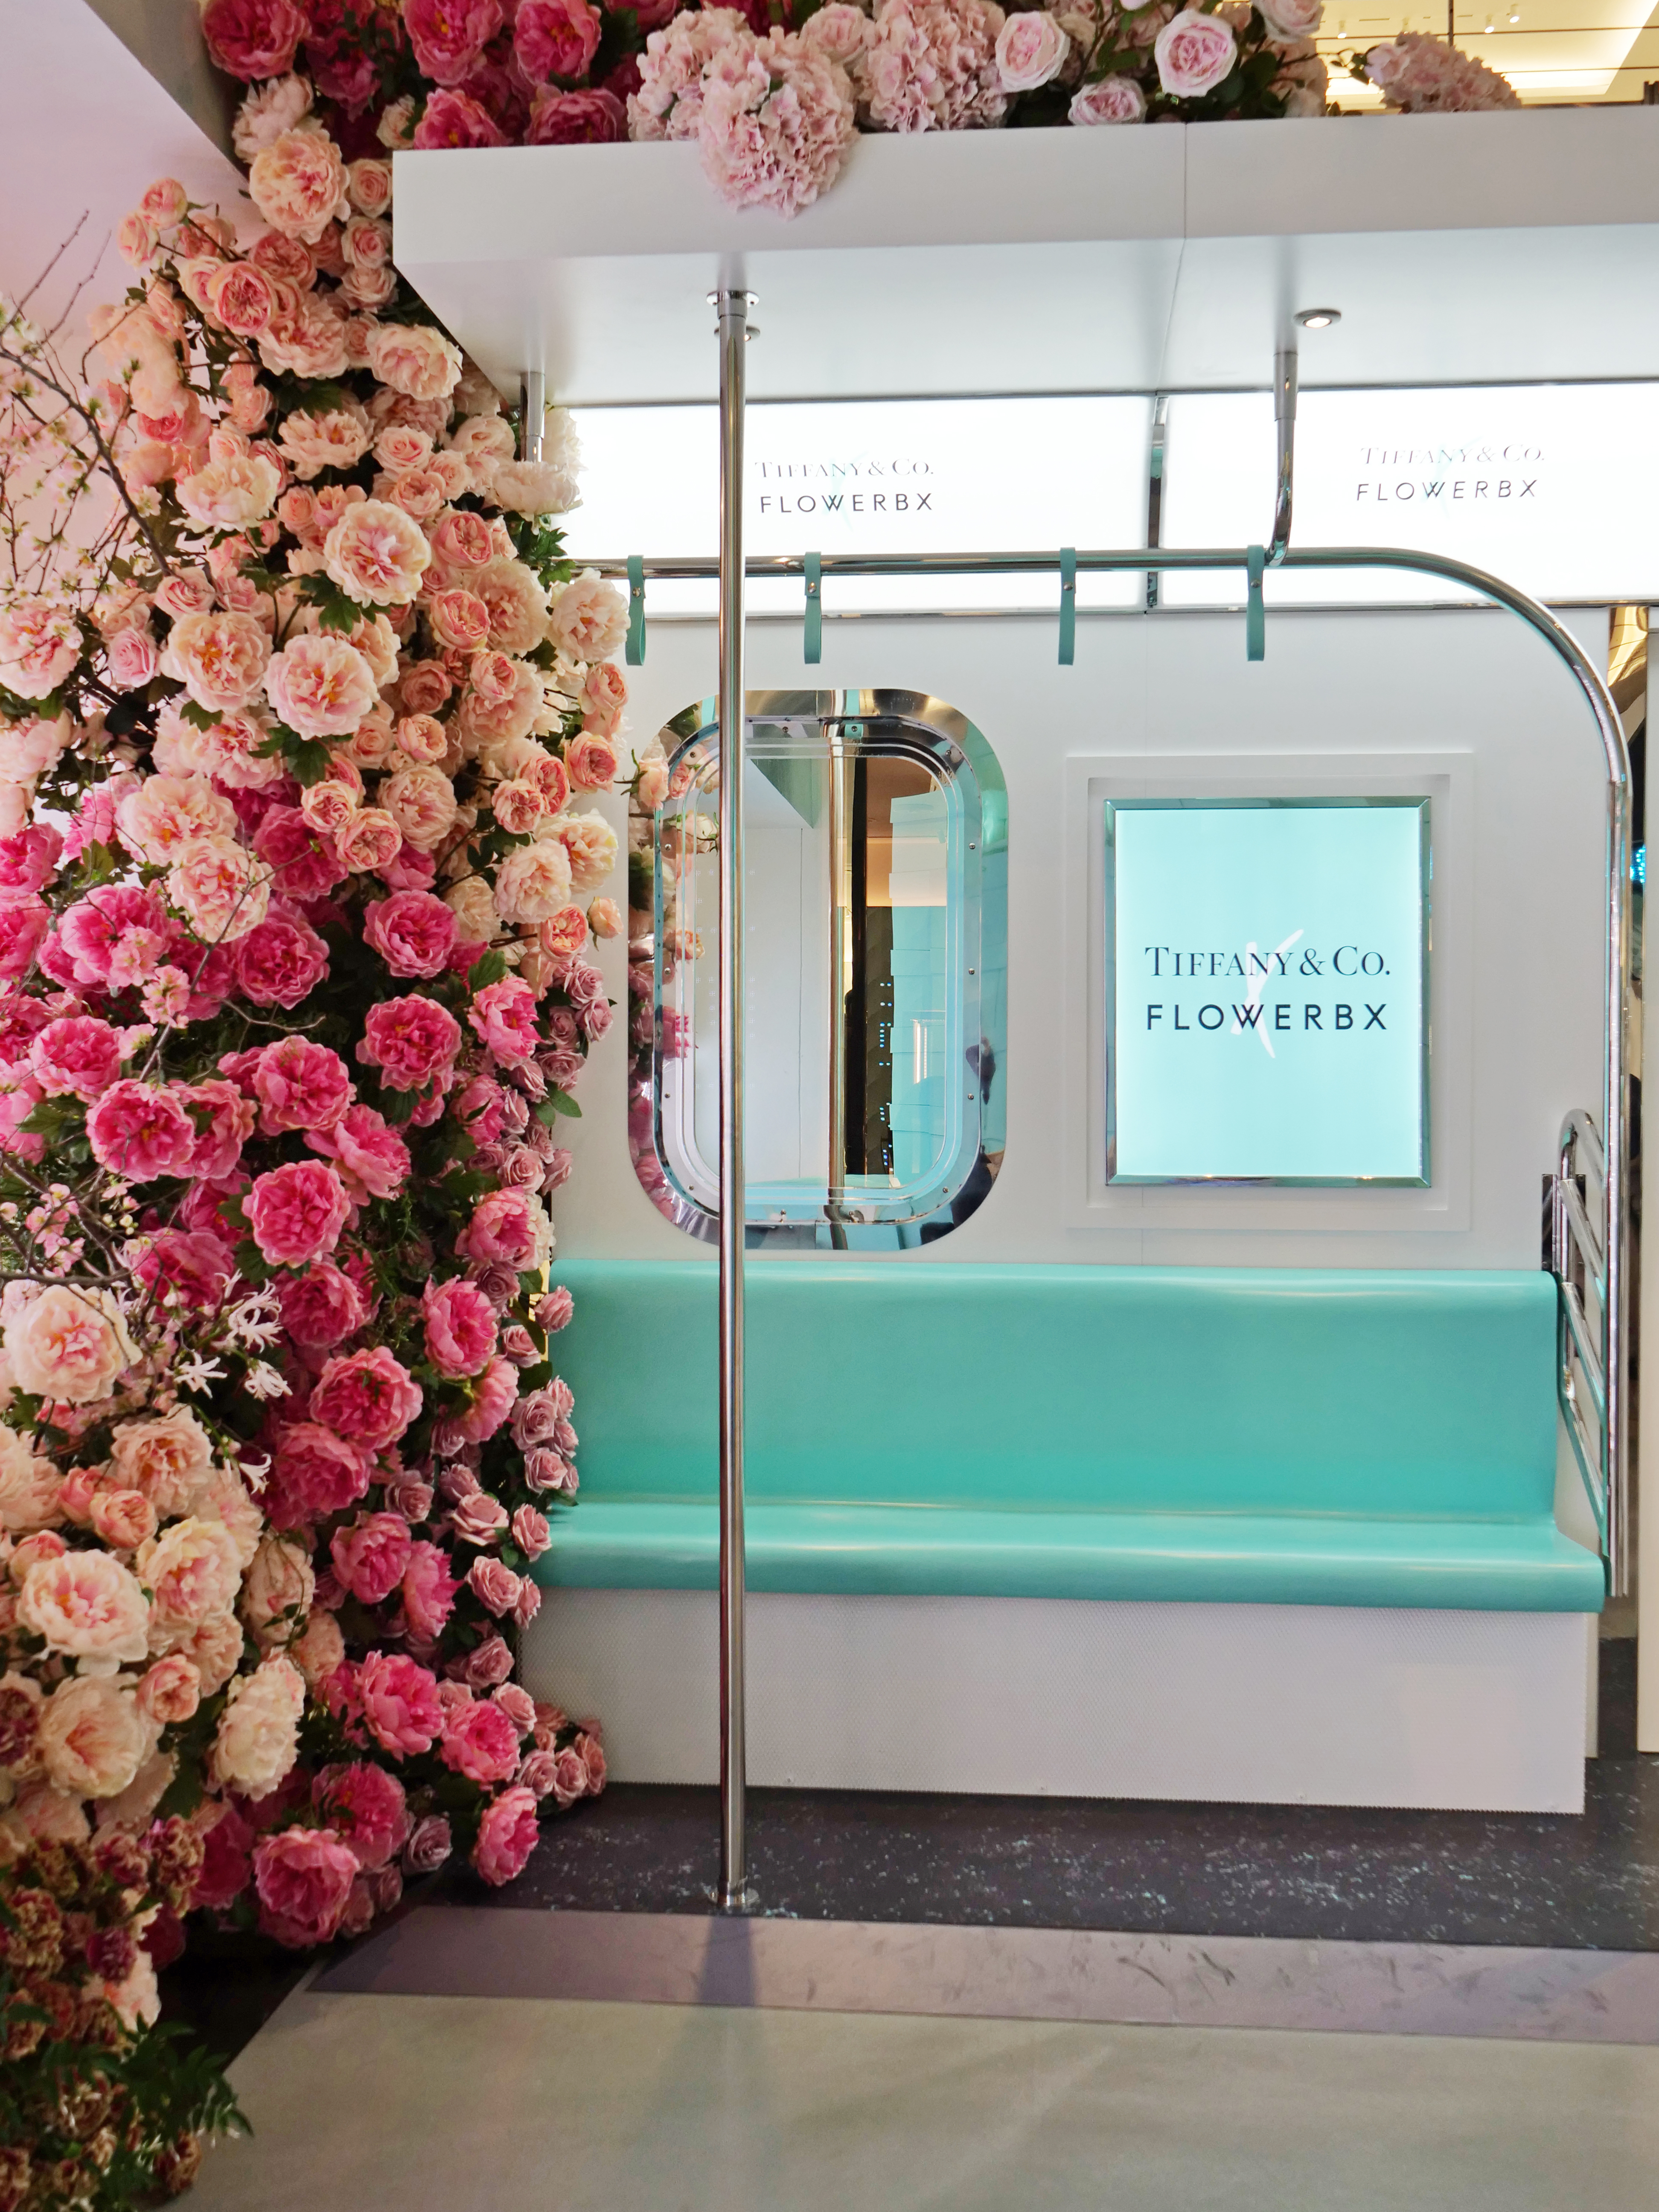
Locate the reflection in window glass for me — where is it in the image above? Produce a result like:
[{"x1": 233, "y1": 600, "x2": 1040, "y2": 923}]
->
[{"x1": 625, "y1": 693, "x2": 1006, "y2": 1250}]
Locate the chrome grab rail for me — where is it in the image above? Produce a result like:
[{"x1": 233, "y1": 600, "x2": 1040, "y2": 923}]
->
[{"x1": 1553, "y1": 1108, "x2": 1616, "y2": 1571}]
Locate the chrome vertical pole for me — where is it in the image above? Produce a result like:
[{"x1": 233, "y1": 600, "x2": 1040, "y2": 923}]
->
[
  {"x1": 714, "y1": 286, "x2": 756, "y2": 1911},
  {"x1": 1268, "y1": 346, "x2": 1297, "y2": 563},
  {"x1": 518, "y1": 369, "x2": 545, "y2": 463}
]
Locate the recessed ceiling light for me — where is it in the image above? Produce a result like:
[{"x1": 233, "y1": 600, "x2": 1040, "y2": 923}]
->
[{"x1": 1295, "y1": 308, "x2": 1342, "y2": 330}]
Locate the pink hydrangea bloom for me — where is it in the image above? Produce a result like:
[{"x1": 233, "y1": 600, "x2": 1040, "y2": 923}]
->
[
  {"x1": 853, "y1": 0, "x2": 1008, "y2": 132},
  {"x1": 699, "y1": 29, "x2": 857, "y2": 216}
]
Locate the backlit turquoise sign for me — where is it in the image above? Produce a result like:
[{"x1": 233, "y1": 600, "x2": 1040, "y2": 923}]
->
[{"x1": 1107, "y1": 799, "x2": 1429, "y2": 1184}]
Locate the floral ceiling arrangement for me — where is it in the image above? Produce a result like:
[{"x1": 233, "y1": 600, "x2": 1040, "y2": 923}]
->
[
  {"x1": 0, "y1": 29, "x2": 630, "y2": 2197},
  {"x1": 198, "y1": 0, "x2": 1522, "y2": 220}
]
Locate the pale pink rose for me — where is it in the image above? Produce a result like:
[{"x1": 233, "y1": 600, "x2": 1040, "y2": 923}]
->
[
  {"x1": 800, "y1": 2, "x2": 876, "y2": 63},
  {"x1": 511, "y1": 1505, "x2": 552, "y2": 1560},
  {"x1": 89, "y1": 1487, "x2": 157, "y2": 1551},
  {"x1": 155, "y1": 569, "x2": 216, "y2": 620},
  {"x1": 323, "y1": 499, "x2": 432, "y2": 608},
  {"x1": 462, "y1": 1633, "x2": 515, "y2": 1690},
  {"x1": 587, "y1": 895, "x2": 623, "y2": 942},
  {"x1": 105, "y1": 625, "x2": 159, "y2": 692},
  {"x1": 546, "y1": 809, "x2": 618, "y2": 897},
  {"x1": 996, "y1": 7, "x2": 1068, "y2": 85},
  {"x1": 110, "y1": 1407, "x2": 213, "y2": 1518},
  {"x1": 473, "y1": 1783, "x2": 539, "y2": 1885},
  {"x1": 264, "y1": 632, "x2": 378, "y2": 739},
  {"x1": 445, "y1": 412, "x2": 516, "y2": 489},
  {"x1": 6, "y1": 1286, "x2": 135, "y2": 1403},
  {"x1": 0, "y1": 710, "x2": 70, "y2": 783},
  {"x1": 428, "y1": 589, "x2": 491, "y2": 655},
  {"x1": 138, "y1": 1515, "x2": 244, "y2": 1638},
  {"x1": 1070, "y1": 74, "x2": 1147, "y2": 122},
  {"x1": 466, "y1": 1556, "x2": 523, "y2": 1620},
  {"x1": 247, "y1": 1159, "x2": 352, "y2": 1267},
  {"x1": 367, "y1": 322, "x2": 462, "y2": 403},
  {"x1": 116, "y1": 772, "x2": 236, "y2": 864},
  {"x1": 494, "y1": 836, "x2": 573, "y2": 926},
  {"x1": 279, "y1": 402, "x2": 373, "y2": 480},
  {"x1": 1153, "y1": 7, "x2": 1236, "y2": 94},
  {"x1": 17, "y1": 1549, "x2": 149, "y2": 1664},
  {"x1": 136, "y1": 1652, "x2": 202, "y2": 1726},
  {"x1": 337, "y1": 807, "x2": 405, "y2": 873},
  {"x1": 175, "y1": 450, "x2": 282, "y2": 530},
  {"x1": 347, "y1": 157, "x2": 394, "y2": 215},
  {"x1": 489, "y1": 457, "x2": 579, "y2": 515},
  {"x1": 580, "y1": 658, "x2": 627, "y2": 734},
  {"x1": 0, "y1": 1428, "x2": 61, "y2": 1534},
  {"x1": 381, "y1": 764, "x2": 460, "y2": 853},
  {"x1": 446, "y1": 875, "x2": 499, "y2": 947},
  {"x1": 168, "y1": 832, "x2": 271, "y2": 943},
  {"x1": 171, "y1": 1610, "x2": 247, "y2": 1696},
  {"x1": 548, "y1": 1743, "x2": 587, "y2": 1807},
  {"x1": 248, "y1": 126, "x2": 349, "y2": 242},
  {"x1": 630, "y1": 5, "x2": 749, "y2": 139},
  {"x1": 563, "y1": 732, "x2": 617, "y2": 793},
  {"x1": 1259, "y1": 0, "x2": 1323, "y2": 34},
  {"x1": 472, "y1": 559, "x2": 549, "y2": 655},
  {"x1": 212, "y1": 1653, "x2": 305, "y2": 1796},
  {"x1": 548, "y1": 571, "x2": 627, "y2": 661},
  {"x1": 253, "y1": 1823, "x2": 358, "y2": 1947},
  {"x1": 205, "y1": 260, "x2": 279, "y2": 338},
  {"x1": 38, "y1": 1676, "x2": 152, "y2": 1800},
  {"x1": 301, "y1": 773, "x2": 361, "y2": 839},
  {"x1": 0, "y1": 600, "x2": 80, "y2": 699}
]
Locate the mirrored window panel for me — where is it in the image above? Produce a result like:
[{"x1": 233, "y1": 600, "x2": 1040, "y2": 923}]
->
[{"x1": 628, "y1": 692, "x2": 1007, "y2": 1249}]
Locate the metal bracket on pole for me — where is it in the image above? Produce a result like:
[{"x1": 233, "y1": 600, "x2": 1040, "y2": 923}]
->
[
  {"x1": 804, "y1": 550, "x2": 822, "y2": 664},
  {"x1": 1058, "y1": 547, "x2": 1077, "y2": 665},
  {"x1": 625, "y1": 555, "x2": 646, "y2": 667},
  {"x1": 1246, "y1": 545, "x2": 1266, "y2": 661}
]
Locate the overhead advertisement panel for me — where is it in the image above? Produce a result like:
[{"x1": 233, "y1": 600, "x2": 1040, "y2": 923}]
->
[
  {"x1": 564, "y1": 395, "x2": 1153, "y2": 615},
  {"x1": 1159, "y1": 383, "x2": 1659, "y2": 607}
]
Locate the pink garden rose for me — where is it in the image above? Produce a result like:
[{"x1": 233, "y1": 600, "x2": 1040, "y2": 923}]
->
[
  {"x1": 454, "y1": 1354, "x2": 518, "y2": 1444},
  {"x1": 253, "y1": 1035, "x2": 354, "y2": 1134},
  {"x1": 0, "y1": 897, "x2": 50, "y2": 981},
  {"x1": 180, "y1": 1078, "x2": 256, "y2": 1179},
  {"x1": 365, "y1": 322, "x2": 463, "y2": 403},
  {"x1": 253, "y1": 805, "x2": 349, "y2": 902},
  {"x1": 1070, "y1": 75, "x2": 1147, "y2": 122},
  {"x1": 526, "y1": 87, "x2": 629, "y2": 144},
  {"x1": 248, "y1": 128, "x2": 349, "y2": 243},
  {"x1": 236, "y1": 911, "x2": 330, "y2": 1008},
  {"x1": 253, "y1": 1826, "x2": 359, "y2": 1947},
  {"x1": 201, "y1": 0, "x2": 309, "y2": 79},
  {"x1": 358, "y1": 1650, "x2": 443, "y2": 1758},
  {"x1": 467, "y1": 1556, "x2": 523, "y2": 1619},
  {"x1": 306, "y1": 1101, "x2": 411, "y2": 1202},
  {"x1": 411, "y1": 88, "x2": 511, "y2": 148},
  {"x1": 995, "y1": 8, "x2": 1068, "y2": 89},
  {"x1": 405, "y1": 0, "x2": 505, "y2": 84},
  {"x1": 422, "y1": 1277, "x2": 498, "y2": 1378},
  {"x1": 159, "y1": 608, "x2": 272, "y2": 715},
  {"x1": 323, "y1": 498, "x2": 432, "y2": 607},
  {"x1": 440, "y1": 1692, "x2": 521, "y2": 1783},
  {"x1": 515, "y1": 0, "x2": 603, "y2": 79},
  {"x1": 363, "y1": 890, "x2": 457, "y2": 978},
  {"x1": 356, "y1": 993, "x2": 463, "y2": 1092},
  {"x1": 277, "y1": 1260, "x2": 368, "y2": 1351},
  {"x1": 331, "y1": 1511, "x2": 416, "y2": 1605},
  {"x1": 1153, "y1": 9, "x2": 1237, "y2": 96},
  {"x1": 468, "y1": 975, "x2": 540, "y2": 1067},
  {"x1": 133, "y1": 1227, "x2": 237, "y2": 1313},
  {"x1": 313, "y1": 1761, "x2": 410, "y2": 1871},
  {"x1": 247, "y1": 1159, "x2": 352, "y2": 1266},
  {"x1": 309, "y1": 1346, "x2": 423, "y2": 1451},
  {"x1": 473, "y1": 1783, "x2": 540, "y2": 1886},
  {"x1": 456, "y1": 1187, "x2": 539, "y2": 1270},
  {"x1": 400, "y1": 1540, "x2": 459, "y2": 1641},
  {"x1": 28, "y1": 1016, "x2": 121, "y2": 1101},
  {"x1": 0, "y1": 599, "x2": 81, "y2": 698},
  {"x1": 87, "y1": 1079, "x2": 197, "y2": 1181},
  {"x1": 264, "y1": 1420, "x2": 373, "y2": 1529}
]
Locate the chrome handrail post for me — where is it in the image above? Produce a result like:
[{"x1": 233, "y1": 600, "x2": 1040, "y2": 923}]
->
[
  {"x1": 714, "y1": 285, "x2": 756, "y2": 1912},
  {"x1": 1268, "y1": 346, "x2": 1297, "y2": 565}
]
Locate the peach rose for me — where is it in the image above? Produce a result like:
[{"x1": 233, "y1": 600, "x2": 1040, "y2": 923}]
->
[
  {"x1": 264, "y1": 632, "x2": 378, "y2": 737},
  {"x1": 38, "y1": 1676, "x2": 154, "y2": 1800},
  {"x1": 366, "y1": 321, "x2": 462, "y2": 402},
  {"x1": 428, "y1": 589, "x2": 491, "y2": 653},
  {"x1": 472, "y1": 558, "x2": 549, "y2": 654},
  {"x1": 278, "y1": 402, "x2": 373, "y2": 481},
  {"x1": 159, "y1": 608, "x2": 271, "y2": 714},
  {"x1": 249, "y1": 126, "x2": 350, "y2": 242},
  {"x1": 0, "y1": 599, "x2": 81, "y2": 699},
  {"x1": 346, "y1": 157, "x2": 393, "y2": 215},
  {"x1": 493, "y1": 836, "x2": 574, "y2": 925},
  {"x1": 396, "y1": 712, "x2": 448, "y2": 764},
  {"x1": 210, "y1": 1653, "x2": 305, "y2": 1794},
  {"x1": 323, "y1": 498, "x2": 432, "y2": 607},
  {"x1": 336, "y1": 807, "x2": 403, "y2": 872},
  {"x1": 382, "y1": 764, "x2": 459, "y2": 852},
  {"x1": 241, "y1": 1533, "x2": 316, "y2": 1650},
  {"x1": 88, "y1": 1488, "x2": 157, "y2": 1552},
  {"x1": 110, "y1": 1407, "x2": 213, "y2": 1519},
  {"x1": 290, "y1": 1607, "x2": 345, "y2": 1686},
  {"x1": 138, "y1": 1515, "x2": 244, "y2": 1639},
  {"x1": 6, "y1": 1286, "x2": 135, "y2": 1404},
  {"x1": 0, "y1": 1427, "x2": 62, "y2": 1534},
  {"x1": 168, "y1": 832, "x2": 271, "y2": 943},
  {"x1": 168, "y1": 1611, "x2": 246, "y2": 1697},
  {"x1": 115, "y1": 772, "x2": 237, "y2": 864},
  {"x1": 445, "y1": 874, "x2": 497, "y2": 943},
  {"x1": 175, "y1": 451, "x2": 282, "y2": 530},
  {"x1": 546, "y1": 809, "x2": 619, "y2": 896},
  {"x1": 18, "y1": 1548, "x2": 150, "y2": 1663},
  {"x1": 0, "y1": 710, "x2": 71, "y2": 783}
]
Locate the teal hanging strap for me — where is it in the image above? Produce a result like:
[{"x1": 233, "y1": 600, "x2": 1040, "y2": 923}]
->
[
  {"x1": 1246, "y1": 544, "x2": 1265, "y2": 663},
  {"x1": 1058, "y1": 546, "x2": 1077, "y2": 666},
  {"x1": 804, "y1": 550, "x2": 822, "y2": 664},
  {"x1": 626, "y1": 554, "x2": 646, "y2": 667}
]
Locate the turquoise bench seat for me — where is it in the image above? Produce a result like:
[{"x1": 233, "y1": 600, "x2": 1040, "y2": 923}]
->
[{"x1": 532, "y1": 1260, "x2": 1603, "y2": 1615}]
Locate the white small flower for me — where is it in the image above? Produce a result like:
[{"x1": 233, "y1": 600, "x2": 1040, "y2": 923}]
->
[
  {"x1": 176, "y1": 1353, "x2": 225, "y2": 1395},
  {"x1": 239, "y1": 1451, "x2": 271, "y2": 1495},
  {"x1": 224, "y1": 1287, "x2": 283, "y2": 1352},
  {"x1": 244, "y1": 1361, "x2": 290, "y2": 1401}
]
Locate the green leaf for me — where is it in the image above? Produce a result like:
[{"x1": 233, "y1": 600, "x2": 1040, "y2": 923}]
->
[
  {"x1": 467, "y1": 947, "x2": 509, "y2": 990},
  {"x1": 541, "y1": 1087, "x2": 582, "y2": 1121}
]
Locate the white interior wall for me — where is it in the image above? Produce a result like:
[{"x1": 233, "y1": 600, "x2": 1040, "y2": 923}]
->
[{"x1": 564, "y1": 603, "x2": 1609, "y2": 1273}]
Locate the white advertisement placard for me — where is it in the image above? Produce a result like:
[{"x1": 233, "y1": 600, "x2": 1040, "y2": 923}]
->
[
  {"x1": 1159, "y1": 383, "x2": 1659, "y2": 606},
  {"x1": 565, "y1": 395, "x2": 1153, "y2": 616}
]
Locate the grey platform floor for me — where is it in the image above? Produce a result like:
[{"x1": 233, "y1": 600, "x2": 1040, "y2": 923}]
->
[{"x1": 190, "y1": 1982, "x2": 1659, "y2": 2212}]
